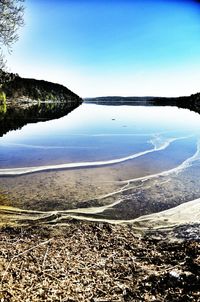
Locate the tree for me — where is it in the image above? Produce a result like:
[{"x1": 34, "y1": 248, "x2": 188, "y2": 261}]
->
[{"x1": 0, "y1": 0, "x2": 24, "y2": 84}]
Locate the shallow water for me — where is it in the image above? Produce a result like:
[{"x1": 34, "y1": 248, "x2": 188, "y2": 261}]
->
[{"x1": 1, "y1": 104, "x2": 200, "y2": 226}]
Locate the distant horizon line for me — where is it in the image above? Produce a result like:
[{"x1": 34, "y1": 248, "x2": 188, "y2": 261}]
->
[
  {"x1": 83, "y1": 94, "x2": 192, "y2": 99},
  {"x1": 9, "y1": 72, "x2": 198, "y2": 100}
]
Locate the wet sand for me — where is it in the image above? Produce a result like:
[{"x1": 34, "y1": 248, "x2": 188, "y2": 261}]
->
[
  {"x1": 0, "y1": 125, "x2": 200, "y2": 229},
  {"x1": 0, "y1": 137, "x2": 197, "y2": 211},
  {"x1": 1, "y1": 156, "x2": 200, "y2": 230}
]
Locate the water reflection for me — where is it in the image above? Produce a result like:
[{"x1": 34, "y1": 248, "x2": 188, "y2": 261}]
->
[
  {"x1": 0, "y1": 99, "x2": 81, "y2": 137},
  {"x1": 1, "y1": 104, "x2": 200, "y2": 169}
]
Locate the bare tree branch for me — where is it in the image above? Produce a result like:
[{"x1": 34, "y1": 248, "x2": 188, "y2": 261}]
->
[{"x1": 0, "y1": 0, "x2": 25, "y2": 82}]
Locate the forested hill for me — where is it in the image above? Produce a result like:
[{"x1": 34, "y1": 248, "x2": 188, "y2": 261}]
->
[
  {"x1": 2, "y1": 74, "x2": 82, "y2": 105},
  {"x1": 0, "y1": 73, "x2": 82, "y2": 136}
]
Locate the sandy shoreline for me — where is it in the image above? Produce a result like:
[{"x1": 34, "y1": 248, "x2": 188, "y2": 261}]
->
[
  {"x1": 1, "y1": 196, "x2": 200, "y2": 233},
  {"x1": 0, "y1": 136, "x2": 194, "y2": 176}
]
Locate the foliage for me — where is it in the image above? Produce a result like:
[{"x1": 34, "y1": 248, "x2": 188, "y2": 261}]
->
[
  {"x1": 0, "y1": 68, "x2": 17, "y2": 86},
  {"x1": 0, "y1": 89, "x2": 6, "y2": 113},
  {"x1": 3, "y1": 74, "x2": 82, "y2": 102},
  {"x1": 0, "y1": 0, "x2": 24, "y2": 83}
]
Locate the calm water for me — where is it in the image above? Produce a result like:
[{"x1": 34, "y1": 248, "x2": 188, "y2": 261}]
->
[
  {"x1": 0, "y1": 103, "x2": 200, "y2": 170},
  {"x1": 1, "y1": 104, "x2": 200, "y2": 224}
]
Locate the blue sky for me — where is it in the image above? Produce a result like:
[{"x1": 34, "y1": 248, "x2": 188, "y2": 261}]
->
[{"x1": 6, "y1": 0, "x2": 200, "y2": 97}]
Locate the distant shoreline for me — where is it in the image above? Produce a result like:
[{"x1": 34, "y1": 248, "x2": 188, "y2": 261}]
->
[{"x1": 84, "y1": 94, "x2": 200, "y2": 114}]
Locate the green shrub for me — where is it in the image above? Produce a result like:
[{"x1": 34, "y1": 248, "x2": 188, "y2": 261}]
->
[{"x1": 0, "y1": 91, "x2": 7, "y2": 113}]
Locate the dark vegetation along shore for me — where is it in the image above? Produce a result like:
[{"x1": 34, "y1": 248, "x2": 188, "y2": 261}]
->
[
  {"x1": 84, "y1": 94, "x2": 200, "y2": 114},
  {"x1": 0, "y1": 72, "x2": 82, "y2": 136}
]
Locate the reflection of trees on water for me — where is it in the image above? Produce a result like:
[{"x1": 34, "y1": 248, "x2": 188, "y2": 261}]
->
[
  {"x1": 0, "y1": 91, "x2": 7, "y2": 114},
  {"x1": 0, "y1": 100, "x2": 81, "y2": 137}
]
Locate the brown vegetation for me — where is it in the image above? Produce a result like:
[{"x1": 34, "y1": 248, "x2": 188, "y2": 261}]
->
[{"x1": 0, "y1": 222, "x2": 199, "y2": 301}]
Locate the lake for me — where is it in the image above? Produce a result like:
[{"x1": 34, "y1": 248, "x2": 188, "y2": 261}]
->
[{"x1": 1, "y1": 103, "x2": 200, "y2": 226}]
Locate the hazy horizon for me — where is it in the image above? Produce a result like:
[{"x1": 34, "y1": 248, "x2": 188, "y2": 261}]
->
[{"x1": 6, "y1": 0, "x2": 200, "y2": 98}]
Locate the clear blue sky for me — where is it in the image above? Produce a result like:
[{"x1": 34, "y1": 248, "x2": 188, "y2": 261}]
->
[{"x1": 6, "y1": 0, "x2": 200, "y2": 97}]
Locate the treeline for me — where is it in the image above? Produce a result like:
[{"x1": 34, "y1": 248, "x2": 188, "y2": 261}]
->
[
  {"x1": 84, "y1": 96, "x2": 177, "y2": 106},
  {"x1": 84, "y1": 96, "x2": 156, "y2": 103},
  {"x1": 85, "y1": 93, "x2": 200, "y2": 114},
  {"x1": 2, "y1": 74, "x2": 82, "y2": 104},
  {"x1": 152, "y1": 94, "x2": 200, "y2": 113}
]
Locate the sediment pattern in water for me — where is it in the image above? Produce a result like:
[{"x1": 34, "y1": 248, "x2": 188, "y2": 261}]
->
[{"x1": 1, "y1": 137, "x2": 200, "y2": 230}]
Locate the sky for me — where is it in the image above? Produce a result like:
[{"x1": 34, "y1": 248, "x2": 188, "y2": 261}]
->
[{"x1": 6, "y1": 0, "x2": 200, "y2": 97}]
